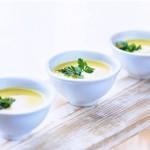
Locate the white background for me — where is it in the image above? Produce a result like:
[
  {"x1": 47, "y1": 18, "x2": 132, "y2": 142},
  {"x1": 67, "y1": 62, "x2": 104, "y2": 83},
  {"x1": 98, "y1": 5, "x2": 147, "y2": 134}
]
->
[{"x1": 0, "y1": 0, "x2": 150, "y2": 79}]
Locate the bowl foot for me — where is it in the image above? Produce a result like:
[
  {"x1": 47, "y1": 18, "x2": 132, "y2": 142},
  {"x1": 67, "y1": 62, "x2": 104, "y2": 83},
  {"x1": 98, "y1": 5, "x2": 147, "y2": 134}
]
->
[{"x1": 1, "y1": 134, "x2": 27, "y2": 141}]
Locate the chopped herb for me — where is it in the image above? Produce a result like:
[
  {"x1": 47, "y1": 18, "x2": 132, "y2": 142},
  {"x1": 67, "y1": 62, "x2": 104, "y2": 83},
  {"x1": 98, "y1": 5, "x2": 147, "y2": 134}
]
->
[
  {"x1": 57, "y1": 58, "x2": 95, "y2": 78},
  {"x1": 115, "y1": 41, "x2": 142, "y2": 52},
  {"x1": 0, "y1": 97, "x2": 15, "y2": 110}
]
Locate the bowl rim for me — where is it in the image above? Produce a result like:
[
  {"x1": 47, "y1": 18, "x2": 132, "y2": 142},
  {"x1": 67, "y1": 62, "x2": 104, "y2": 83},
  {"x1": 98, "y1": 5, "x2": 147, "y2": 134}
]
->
[
  {"x1": 47, "y1": 50, "x2": 121, "y2": 83},
  {"x1": 111, "y1": 30, "x2": 150, "y2": 57},
  {"x1": 0, "y1": 77, "x2": 55, "y2": 116}
]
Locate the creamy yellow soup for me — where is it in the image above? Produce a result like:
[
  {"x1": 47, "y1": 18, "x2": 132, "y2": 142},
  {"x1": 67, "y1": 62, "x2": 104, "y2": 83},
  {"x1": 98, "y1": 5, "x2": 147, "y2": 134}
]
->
[
  {"x1": 128, "y1": 39, "x2": 150, "y2": 55},
  {"x1": 54, "y1": 59, "x2": 111, "y2": 79},
  {"x1": 0, "y1": 88, "x2": 44, "y2": 113}
]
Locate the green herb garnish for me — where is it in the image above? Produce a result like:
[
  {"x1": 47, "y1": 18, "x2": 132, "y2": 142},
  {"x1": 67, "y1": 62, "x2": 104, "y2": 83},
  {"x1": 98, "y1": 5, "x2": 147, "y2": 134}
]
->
[
  {"x1": 57, "y1": 58, "x2": 95, "y2": 78},
  {"x1": 0, "y1": 97, "x2": 15, "y2": 110},
  {"x1": 115, "y1": 41, "x2": 142, "y2": 52}
]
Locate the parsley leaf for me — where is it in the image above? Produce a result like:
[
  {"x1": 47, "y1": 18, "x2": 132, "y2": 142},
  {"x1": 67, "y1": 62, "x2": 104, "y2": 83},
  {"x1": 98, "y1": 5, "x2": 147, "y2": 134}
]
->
[
  {"x1": 78, "y1": 58, "x2": 87, "y2": 70},
  {"x1": 84, "y1": 66, "x2": 94, "y2": 73},
  {"x1": 0, "y1": 97, "x2": 15, "y2": 110},
  {"x1": 57, "y1": 58, "x2": 95, "y2": 78},
  {"x1": 115, "y1": 41, "x2": 142, "y2": 52}
]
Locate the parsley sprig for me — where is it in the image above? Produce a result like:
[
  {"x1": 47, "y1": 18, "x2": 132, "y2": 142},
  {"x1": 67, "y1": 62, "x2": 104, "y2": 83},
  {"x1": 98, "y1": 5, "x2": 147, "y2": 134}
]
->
[
  {"x1": 57, "y1": 58, "x2": 95, "y2": 78},
  {"x1": 115, "y1": 41, "x2": 142, "y2": 52},
  {"x1": 0, "y1": 97, "x2": 15, "y2": 110}
]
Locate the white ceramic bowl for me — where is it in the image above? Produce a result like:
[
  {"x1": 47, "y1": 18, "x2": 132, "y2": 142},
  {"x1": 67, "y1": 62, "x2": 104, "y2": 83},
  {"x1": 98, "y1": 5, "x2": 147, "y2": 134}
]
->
[
  {"x1": 0, "y1": 77, "x2": 55, "y2": 140},
  {"x1": 47, "y1": 50, "x2": 120, "y2": 107},
  {"x1": 111, "y1": 30, "x2": 150, "y2": 79}
]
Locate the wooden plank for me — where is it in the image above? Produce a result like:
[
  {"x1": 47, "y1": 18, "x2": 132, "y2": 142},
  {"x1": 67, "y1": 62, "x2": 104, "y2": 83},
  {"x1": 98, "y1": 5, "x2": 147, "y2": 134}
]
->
[
  {"x1": 1, "y1": 76, "x2": 149, "y2": 150},
  {"x1": 113, "y1": 128, "x2": 150, "y2": 150}
]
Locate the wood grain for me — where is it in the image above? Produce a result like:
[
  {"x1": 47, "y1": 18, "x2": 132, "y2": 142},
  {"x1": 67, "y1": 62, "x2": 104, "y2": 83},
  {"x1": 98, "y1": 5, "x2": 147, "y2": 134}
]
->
[
  {"x1": 0, "y1": 75, "x2": 150, "y2": 150},
  {"x1": 114, "y1": 128, "x2": 150, "y2": 150}
]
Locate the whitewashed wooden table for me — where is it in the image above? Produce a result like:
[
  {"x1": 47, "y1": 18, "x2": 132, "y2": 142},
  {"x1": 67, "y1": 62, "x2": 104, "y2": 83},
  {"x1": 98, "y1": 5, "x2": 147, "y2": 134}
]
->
[{"x1": 0, "y1": 70, "x2": 150, "y2": 150}]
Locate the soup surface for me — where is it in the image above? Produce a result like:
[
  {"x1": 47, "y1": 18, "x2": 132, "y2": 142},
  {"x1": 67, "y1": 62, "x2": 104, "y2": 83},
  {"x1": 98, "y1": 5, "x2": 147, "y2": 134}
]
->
[
  {"x1": 54, "y1": 59, "x2": 111, "y2": 79},
  {"x1": 0, "y1": 88, "x2": 44, "y2": 113},
  {"x1": 128, "y1": 39, "x2": 150, "y2": 54}
]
